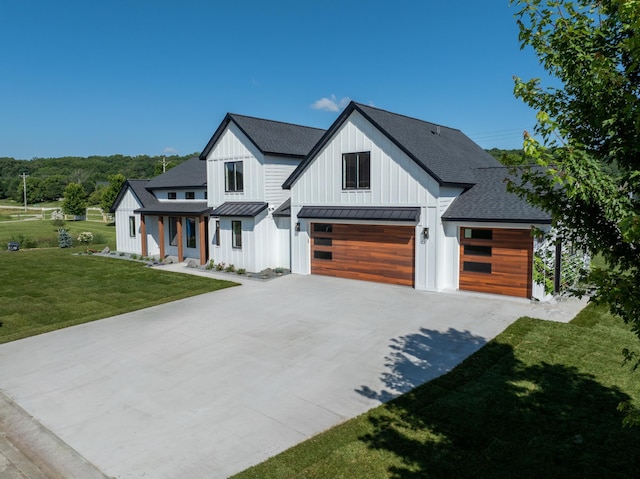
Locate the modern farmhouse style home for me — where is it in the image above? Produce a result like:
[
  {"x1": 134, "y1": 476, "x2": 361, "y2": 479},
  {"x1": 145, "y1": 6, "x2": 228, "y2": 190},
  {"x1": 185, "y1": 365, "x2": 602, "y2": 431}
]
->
[{"x1": 113, "y1": 102, "x2": 571, "y2": 299}]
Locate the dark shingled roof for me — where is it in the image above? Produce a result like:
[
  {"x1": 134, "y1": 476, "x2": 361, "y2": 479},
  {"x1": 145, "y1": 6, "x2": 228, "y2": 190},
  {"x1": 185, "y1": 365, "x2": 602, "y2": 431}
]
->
[
  {"x1": 110, "y1": 179, "x2": 156, "y2": 213},
  {"x1": 297, "y1": 206, "x2": 420, "y2": 222},
  {"x1": 199, "y1": 114, "x2": 325, "y2": 160},
  {"x1": 135, "y1": 201, "x2": 211, "y2": 216},
  {"x1": 211, "y1": 202, "x2": 268, "y2": 217},
  {"x1": 284, "y1": 102, "x2": 501, "y2": 189},
  {"x1": 441, "y1": 168, "x2": 551, "y2": 223},
  {"x1": 146, "y1": 156, "x2": 206, "y2": 189},
  {"x1": 272, "y1": 198, "x2": 291, "y2": 217}
]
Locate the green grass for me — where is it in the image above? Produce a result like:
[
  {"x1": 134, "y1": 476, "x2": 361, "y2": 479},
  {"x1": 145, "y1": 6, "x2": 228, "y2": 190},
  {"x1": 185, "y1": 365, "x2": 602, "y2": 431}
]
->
[
  {"x1": 0, "y1": 247, "x2": 238, "y2": 343},
  {"x1": 0, "y1": 218, "x2": 116, "y2": 248},
  {"x1": 233, "y1": 304, "x2": 640, "y2": 479}
]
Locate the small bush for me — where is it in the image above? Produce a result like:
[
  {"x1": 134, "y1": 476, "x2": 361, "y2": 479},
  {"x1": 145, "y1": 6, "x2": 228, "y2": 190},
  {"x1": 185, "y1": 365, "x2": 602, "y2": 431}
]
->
[
  {"x1": 205, "y1": 260, "x2": 215, "y2": 270},
  {"x1": 215, "y1": 262, "x2": 226, "y2": 271},
  {"x1": 225, "y1": 264, "x2": 236, "y2": 273},
  {"x1": 237, "y1": 268, "x2": 246, "y2": 275},
  {"x1": 130, "y1": 254, "x2": 137, "y2": 260},
  {"x1": 58, "y1": 230, "x2": 73, "y2": 248},
  {"x1": 92, "y1": 232, "x2": 106, "y2": 244},
  {"x1": 119, "y1": 252, "x2": 125, "y2": 256},
  {"x1": 9, "y1": 234, "x2": 38, "y2": 249},
  {"x1": 275, "y1": 267, "x2": 285, "y2": 274},
  {"x1": 51, "y1": 219, "x2": 65, "y2": 228},
  {"x1": 77, "y1": 231, "x2": 94, "y2": 244}
]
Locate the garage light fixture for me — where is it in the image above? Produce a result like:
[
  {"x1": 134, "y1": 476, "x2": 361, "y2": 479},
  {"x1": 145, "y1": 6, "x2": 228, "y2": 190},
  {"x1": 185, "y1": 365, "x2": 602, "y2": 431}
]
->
[
  {"x1": 422, "y1": 227, "x2": 429, "y2": 239},
  {"x1": 295, "y1": 222, "x2": 301, "y2": 232}
]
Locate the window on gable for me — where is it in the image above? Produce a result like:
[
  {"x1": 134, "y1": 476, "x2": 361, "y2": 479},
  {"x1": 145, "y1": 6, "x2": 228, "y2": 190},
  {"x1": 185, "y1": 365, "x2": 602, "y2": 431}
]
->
[
  {"x1": 232, "y1": 220, "x2": 242, "y2": 248},
  {"x1": 342, "y1": 152, "x2": 370, "y2": 190},
  {"x1": 168, "y1": 192, "x2": 177, "y2": 200},
  {"x1": 185, "y1": 191, "x2": 195, "y2": 200},
  {"x1": 225, "y1": 161, "x2": 244, "y2": 192}
]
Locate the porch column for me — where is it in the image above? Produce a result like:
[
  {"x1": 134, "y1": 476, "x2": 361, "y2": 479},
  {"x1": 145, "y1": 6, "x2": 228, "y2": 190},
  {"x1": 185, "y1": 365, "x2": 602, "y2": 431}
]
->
[
  {"x1": 158, "y1": 216, "x2": 165, "y2": 260},
  {"x1": 199, "y1": 214, "x2": 207, "y2": 265},
  {"x1": 177, "y1": 216, "x2": 184, "y2": 262},
  {"x1": 140, "y1": 214, "x2": 148, "y2": 257}
]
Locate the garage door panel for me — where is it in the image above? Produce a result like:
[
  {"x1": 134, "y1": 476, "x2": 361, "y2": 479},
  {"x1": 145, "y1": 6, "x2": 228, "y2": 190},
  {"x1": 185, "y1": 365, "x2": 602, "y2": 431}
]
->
[
  {"x1": 311, "y1": 223, "x2": 415, "y2": 287},
  {"x1": 460, "y1": 227, "x2": 533, "y2": 298}
]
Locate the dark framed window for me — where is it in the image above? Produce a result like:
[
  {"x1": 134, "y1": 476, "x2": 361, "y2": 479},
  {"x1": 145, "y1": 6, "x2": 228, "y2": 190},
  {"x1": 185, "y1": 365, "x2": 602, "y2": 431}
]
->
[
  {"x1": 232, "y1": 220, "x2": 242, "y2": 248},
  {"x1": 169, "y1": 217, "x2": 178, "y2": 246},
  {"x1": 186, "y1": 217, "x2": 196, "y2": 248},
  {"x1": 313, "y1": 223, "x2": 333, "y2": 233},
  {"x1": 342, "y1": 152, "x2": 370, "y2": 190},
  {"x1": 129, "y1": 216, "x2": 136, "y2": 237},
  {"x1": 225, "y1": 161, "x2": 244, "y2": 192},
  {"x1": 464, "y1": 245, "x2": 492, "y2": 257},
  {"x1": 314, "y1": 250, "x2": 332, "y2": 260},
  {"x1": 315, "y1": 237, "x2": 332, "y2": 247},
  {"x1": 168, "y1": 192, "x2": 177, "y2": 200},
  {"x1": 185, "y1": 191, "x2": 195, "y2": 200},
  {"x1": 463, "y1": 261, "x2": 492, "y2": 274},
  {"x1": 214, "y1": 220, "x2": 220, "y2": 246},
  {"x1": 464, "y1": 228, "x2": 492, "y2": 240}
]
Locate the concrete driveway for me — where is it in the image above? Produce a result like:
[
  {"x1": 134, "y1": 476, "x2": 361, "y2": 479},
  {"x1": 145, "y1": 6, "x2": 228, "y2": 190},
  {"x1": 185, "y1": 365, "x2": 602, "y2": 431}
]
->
[{"x1": 0, "y1": 271, "x2": 586, "y2": 478}]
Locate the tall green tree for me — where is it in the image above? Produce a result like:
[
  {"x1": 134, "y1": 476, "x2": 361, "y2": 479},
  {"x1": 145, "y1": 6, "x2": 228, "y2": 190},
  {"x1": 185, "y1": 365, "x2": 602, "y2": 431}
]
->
[
  {"x1": 100, "y1": 174, "x2": 126, "y2": 213},
  {"x1": 62, "y1": 183, "x2": 87, "y2": 217},
  {"x1": 507, "y1": 1, "x2": 640, "y2": 358}
]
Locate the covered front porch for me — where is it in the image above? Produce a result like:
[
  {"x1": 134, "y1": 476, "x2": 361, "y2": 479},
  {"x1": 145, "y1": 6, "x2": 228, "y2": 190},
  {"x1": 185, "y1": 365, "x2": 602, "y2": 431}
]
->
[{"x1": 135, "y1": 203, "x2": 211, "y2": 265}]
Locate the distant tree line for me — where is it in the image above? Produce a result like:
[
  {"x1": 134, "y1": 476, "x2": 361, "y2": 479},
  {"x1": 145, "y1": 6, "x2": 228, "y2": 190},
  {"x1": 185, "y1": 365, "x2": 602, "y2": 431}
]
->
[{"x1": 0, "y1": 153, "x2": 195, "y2": 205}]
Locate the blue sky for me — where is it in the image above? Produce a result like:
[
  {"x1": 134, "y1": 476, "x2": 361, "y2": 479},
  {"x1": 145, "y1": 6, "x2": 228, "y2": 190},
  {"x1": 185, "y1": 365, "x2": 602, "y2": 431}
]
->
[{"x1": 0, "y1": 0, "x2": 548, "y2": 160}]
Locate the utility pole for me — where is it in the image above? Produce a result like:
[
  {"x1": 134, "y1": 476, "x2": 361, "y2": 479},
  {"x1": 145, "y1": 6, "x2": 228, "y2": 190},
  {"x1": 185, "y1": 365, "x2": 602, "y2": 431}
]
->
[
  {"x1": 162, "y1": 156, "x2": 167, "y2": 173},
  {"x1": 19, "y1": 173, "x2": 29, "y2": 211}
]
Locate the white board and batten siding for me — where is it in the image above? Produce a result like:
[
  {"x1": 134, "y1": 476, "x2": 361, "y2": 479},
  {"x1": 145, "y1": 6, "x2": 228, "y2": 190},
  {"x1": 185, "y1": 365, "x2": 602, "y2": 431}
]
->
[
  {"x1": 290, "y1": 110, "x2": 446, "y2": 290},
  {"x1": 114, "y1": 187, "x2": 143, "y2": 255},
  {"x1": 204, "y1": 123, "x2": 297, "y2": 272}
]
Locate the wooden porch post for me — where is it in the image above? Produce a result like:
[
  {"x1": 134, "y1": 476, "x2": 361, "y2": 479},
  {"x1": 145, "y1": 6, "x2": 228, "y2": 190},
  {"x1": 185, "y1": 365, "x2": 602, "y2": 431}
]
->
[
  {"x1": 158, "y1": 216, "x2": 165, "y2": 260},
  {"x1": 199, "y1": 214, "x2": 207, "y2": 265},
  {"x1": 140, "y1": 214, "x2": 148, "y2": 257},
  {"x1": 177, "y1": 216, "x2": 184, "y2": 262}
]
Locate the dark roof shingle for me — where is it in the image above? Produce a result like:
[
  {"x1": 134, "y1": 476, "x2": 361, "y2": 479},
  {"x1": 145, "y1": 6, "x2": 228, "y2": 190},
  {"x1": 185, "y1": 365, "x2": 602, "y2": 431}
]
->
[
  {"x1": 146, "y1": 156, "x2": 206, "y2": 189},
  {"x1": 284, "y1": 101, "x2": 501, "y2": 188},
  {"x1": 199, "y1": 114, "x2": 325, "y2": 160},
  {"x1": 441, "y1": 168, "x2": 551, "y2": 223}
]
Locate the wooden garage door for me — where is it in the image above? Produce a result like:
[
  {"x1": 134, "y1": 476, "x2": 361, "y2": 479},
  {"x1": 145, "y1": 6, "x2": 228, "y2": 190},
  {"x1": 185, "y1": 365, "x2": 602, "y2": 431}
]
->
[
  {"x1": 311, "y1": 223, "x2": 415, "y2": 286},
  {"x1": 459, "y1": 227, "x2": 533, "y2": 298}
]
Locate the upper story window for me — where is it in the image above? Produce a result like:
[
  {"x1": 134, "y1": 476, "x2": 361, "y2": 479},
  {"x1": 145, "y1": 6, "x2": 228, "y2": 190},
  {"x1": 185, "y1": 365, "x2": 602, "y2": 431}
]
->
[
  {"x1": 342, "y1": 152, "x2": 370, "y2": 190},
  {"x1": 225, "y1": 161, "x2": 244, "y2": 192},
  {"x1": 167, "y1": 192, "x2": 177, "y2": 200},
  {"x1": 185, "y1": 191, "x2": 195, "y2": 200}
]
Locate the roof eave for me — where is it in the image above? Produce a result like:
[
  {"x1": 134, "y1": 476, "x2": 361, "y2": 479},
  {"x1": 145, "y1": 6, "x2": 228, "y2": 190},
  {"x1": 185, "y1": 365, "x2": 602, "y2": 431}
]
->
[{"x1": 441, "y1": 216, "x2": 552, "y2": 224}]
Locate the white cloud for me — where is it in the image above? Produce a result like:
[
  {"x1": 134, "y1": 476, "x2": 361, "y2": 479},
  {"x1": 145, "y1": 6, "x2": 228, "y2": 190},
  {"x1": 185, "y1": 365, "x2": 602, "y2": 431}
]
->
[
  {"x1": 311, "y1": 94, "x2": 351, "y2": 112},
  {"x1": 162, "y1": 147, "x2": 178, "y2": 155}
]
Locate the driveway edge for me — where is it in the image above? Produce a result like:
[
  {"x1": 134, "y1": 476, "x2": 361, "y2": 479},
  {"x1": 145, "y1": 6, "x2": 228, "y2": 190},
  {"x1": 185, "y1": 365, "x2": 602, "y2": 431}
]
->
[{"x1": 0, "y1": 392, "x2": 110, "y2": 479}]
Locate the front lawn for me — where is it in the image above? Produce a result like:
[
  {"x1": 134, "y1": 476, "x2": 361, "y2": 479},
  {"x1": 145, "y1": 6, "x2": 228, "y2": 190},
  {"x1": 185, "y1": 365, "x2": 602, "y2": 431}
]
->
[
  {"x1": 233, "y1": 304, "x2": 640, "y2": 479},
  {"x1": 0, "y1": 247, "x2": 237, "y2": 343}
]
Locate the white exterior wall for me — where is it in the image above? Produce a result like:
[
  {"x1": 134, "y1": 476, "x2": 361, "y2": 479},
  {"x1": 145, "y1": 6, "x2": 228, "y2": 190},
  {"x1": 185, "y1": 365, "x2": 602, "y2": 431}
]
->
[
  {"x1": 274, "y1": 216, "x2": 291, "y2": 269},
  {"x1": 205, "y1": 123, "x2": 265, "y2": 206},
  {"x1": 204, "y1": 122, "x2": 299, "y2": 273},
  {"x1": 264, "y1": 156, "x2": 298, "y2": 208},
  {"x1": 290, "y1": 111, "x2": 442, "y2": 290},
  {"x1": 114, "y1": 188, "x2": 142, "y2": 254}
]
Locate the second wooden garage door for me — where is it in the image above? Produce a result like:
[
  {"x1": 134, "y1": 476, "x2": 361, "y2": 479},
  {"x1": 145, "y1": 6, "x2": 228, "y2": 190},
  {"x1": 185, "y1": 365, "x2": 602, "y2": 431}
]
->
[{"x1": 311, "y1": 223, "x2": 415, "y2": 286}]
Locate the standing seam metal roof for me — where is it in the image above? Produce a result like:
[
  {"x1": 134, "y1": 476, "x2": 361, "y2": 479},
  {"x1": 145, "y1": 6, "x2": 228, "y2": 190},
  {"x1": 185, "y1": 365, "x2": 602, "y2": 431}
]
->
[{"x1": 297, "y1": 206, "x2": 420, "y2": 222}]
